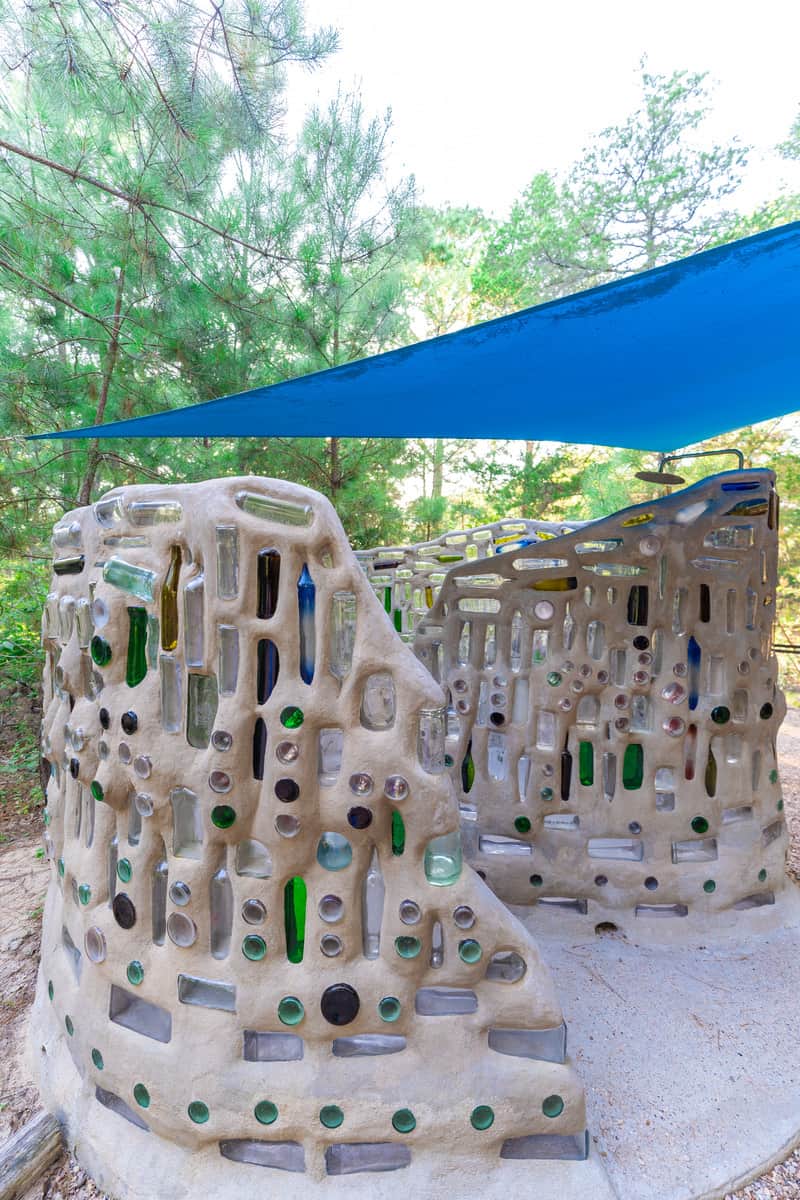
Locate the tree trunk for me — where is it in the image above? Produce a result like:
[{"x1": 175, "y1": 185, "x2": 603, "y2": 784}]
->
[
  {"x1": 328, "y1": 310, "x2": 342, "y2": 501},
  {"x1": 77, "y1": 267, "x2": 126, "y2": 507},
  {"x1": 522, "y1": 440, "x2": 536, "y2": 517},
  {"x1": 329, "y1": 436, "x2": 342, "y2": 501},
  {"x1": 431, "y1": 438, "x2": 444, "y2": 500}
]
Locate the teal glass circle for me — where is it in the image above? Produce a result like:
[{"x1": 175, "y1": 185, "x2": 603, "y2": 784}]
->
[
  {"x1": 117, "y1": 858, "x2": 132, "y2": 883},
  {"x1": 254, "y1": 1100, "x2": 278, "y2": 1125},
  {"x1": 378, "y1": 995, "x2": 401, "y2": 1022},
  {"x1": 470, "y1": 1105, "x2": 494, "y2": 1130},
  {"x1": 392, "y1": 1108, "x2": 416, "y2": 1133},
  {"x1": 91, "y1": 1048, "x2": 104, "y2": 1070},
  {"x1": 133, "y1": 1083, "x2": 150, "y2": 1109},
  {"x1": 242, "y1": 935, "x2": 267, "y2": 961},
  {"x1": 278, "y1": 995, "x2": 304, "y2": 1026},
  {"x1": 458, "y1": 938, "x2": 482, "y2": 964},
  {"x1": 126, "y1": 960, "x2": 144, "y2": 986},
  {"x1": 703, "y1": 879, "x2": 716, "y2": 894},
  {"x1": 542, "y1": 1094, "x2": 565, "y2": 1118},
  {"x1": 320, "y1": 1105, "x2": 344, "y2": 1129},
  {"x1": 188, "y1": 1100, "x2": 209, "y2": 1124},
  {"x1": 394, "y1": 936, "x2": 421, "y2": 959},
  {"x1": 65, "y1": 1015, "x2": 74, "y2": 1036},
  {"x1": 78, "y1": 883, "x2": 91, "y2": 905}
]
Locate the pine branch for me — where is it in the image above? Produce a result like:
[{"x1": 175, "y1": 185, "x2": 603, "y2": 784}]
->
[
  {"x1": 0, "y1": 255, "x2": 113, "y2": 328},
  {"x1": 0, "y1": 137, "x2": 293, "y2": 264}
]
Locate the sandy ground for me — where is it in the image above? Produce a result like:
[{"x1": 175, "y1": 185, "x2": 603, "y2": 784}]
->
[{"x1": 2, "y1": 717, "x2": 800, "y2": 1200}]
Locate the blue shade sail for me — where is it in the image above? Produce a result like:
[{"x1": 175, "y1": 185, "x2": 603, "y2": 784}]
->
[{"x1": 31, "y1": 222, "x2": 800, "y2": 451}]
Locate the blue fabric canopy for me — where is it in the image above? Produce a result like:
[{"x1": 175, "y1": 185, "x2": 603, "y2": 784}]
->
[{"x1": 33, "y1": 221, "x2": 800, "y2": 451}]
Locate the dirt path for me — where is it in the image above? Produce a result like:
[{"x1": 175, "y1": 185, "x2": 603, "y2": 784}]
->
[{"x1": 2, "y1": 717, "x2": 800, "y2": 1199}]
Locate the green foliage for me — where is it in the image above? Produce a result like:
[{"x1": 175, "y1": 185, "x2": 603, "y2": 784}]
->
[
  {"x1": 473, "y1": 66, "x2": 748, "y2": 316},
  {"x1": 779, "y1": 110, "x2": 800, "y2": 161},
  {"x1": 0, "y1": 562, "x2": 47, "y2": 692},
  {"x1": 0, "y1": 561, "x2": 44, "y2": 826}
]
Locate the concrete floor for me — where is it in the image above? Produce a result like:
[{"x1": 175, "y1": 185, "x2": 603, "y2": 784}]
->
[{"x1": 523, "y1": 884, "x2": 800, "y2": 1199}]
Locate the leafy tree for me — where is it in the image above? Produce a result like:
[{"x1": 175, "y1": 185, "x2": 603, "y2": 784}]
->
[
  {"x1": 0, "y1": 6, "x2": 421, "y2": 550},
  {"x1": 0, "y1": 0, "x2": 335, "y2": 546},
  {"x1": 720, "y1": 108, "x2": 800, "y2": 240},
  {"x1": 473, "y1": 66, "x2": 749, "y2": 315}
]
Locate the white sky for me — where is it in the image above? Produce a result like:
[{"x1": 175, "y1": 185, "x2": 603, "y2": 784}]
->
[{"x1": 285, "y1": 0, "x2": 800, "y2": 218}]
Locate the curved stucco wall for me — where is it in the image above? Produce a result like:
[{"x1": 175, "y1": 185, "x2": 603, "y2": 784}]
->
[
  {"x1": 411, "y1": 469, "x2": 788, "y2": 922},
  {"x1": 33, "y1": 476, "x2": 587, "y2": 1188}
]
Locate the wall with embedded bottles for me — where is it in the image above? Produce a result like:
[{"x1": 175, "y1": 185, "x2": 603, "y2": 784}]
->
[
  {"x1": 412, "y1": 470, "x2": 788, "y2": 923},
  {"x1": 34, "y1": 475, "x2": 588, "y2": 1187},
  {"x1": 355, "y1": 516, "x2": 587, "y2": 642}
]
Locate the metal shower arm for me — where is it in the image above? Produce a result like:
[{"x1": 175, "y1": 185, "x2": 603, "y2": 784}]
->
[{"x1": 659, "y1": 447, "x2": 745, "y2": 473}]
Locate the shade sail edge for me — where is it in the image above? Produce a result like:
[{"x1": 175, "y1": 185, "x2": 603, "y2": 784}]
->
[{"x1": 28, "y1": 220, "x2": 800, "y2": 448}]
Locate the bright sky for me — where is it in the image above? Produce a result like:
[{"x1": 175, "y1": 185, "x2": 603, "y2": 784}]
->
[{"x1": 285, "y1": 0, "x2": 800, "y2": 218}]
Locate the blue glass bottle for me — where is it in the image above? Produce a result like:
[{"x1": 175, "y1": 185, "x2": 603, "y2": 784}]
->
[
  {"x1": 687, "y1": 635, "x2": 701, "y2": 711},
  {"x1": 297, "y1": 564, "x2": 316, "y2": 685}
]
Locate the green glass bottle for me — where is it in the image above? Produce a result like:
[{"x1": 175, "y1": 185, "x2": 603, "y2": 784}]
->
[
  {"x1": 126, "y1": 608, "x2": 148, "y2": 688},
  {"x1": 461, "y1": 741, "x2": 475, "y2": 793},
  {"x1": 622, "y1": 743, "x2": 643, "y2": 790},
  {"x1": 704, "y1": 744, "x2": 717, "y2": 798},
  {"x1": 579, "y1": 741, "x2": 594, "y2": 787},
  {"x1": 284, "y1": 876, "x2": 307, "y2": 964},
  {"x1": 103, "y1": 557, "x2": 156, "y2": 601},
  {"x1": 424, "y1": 831, "x2": 462, "y2": 885},
  {"x1": 91, "y1": 636, "x2": 112, "y2": 667},
  {"x1": 391, "y1": 809, "x2": 405, "y2": 856},
  {"x1": 161, "y1": 545, "x2": 182, "y2": 652}
]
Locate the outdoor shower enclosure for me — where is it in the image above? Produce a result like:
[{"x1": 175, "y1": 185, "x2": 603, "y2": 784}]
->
[{"x1": 30, "y1": 465, "x2": 787, "y2": 1196}]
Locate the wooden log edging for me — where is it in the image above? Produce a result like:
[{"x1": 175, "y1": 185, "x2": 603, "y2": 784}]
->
[{"x1": 0, "y1": 1112, "x2": 62, "y2": 1200}]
